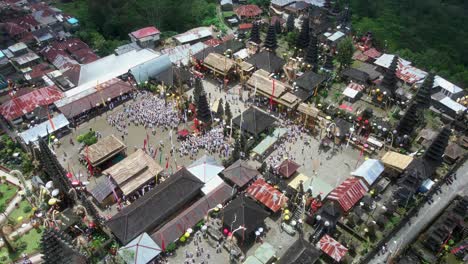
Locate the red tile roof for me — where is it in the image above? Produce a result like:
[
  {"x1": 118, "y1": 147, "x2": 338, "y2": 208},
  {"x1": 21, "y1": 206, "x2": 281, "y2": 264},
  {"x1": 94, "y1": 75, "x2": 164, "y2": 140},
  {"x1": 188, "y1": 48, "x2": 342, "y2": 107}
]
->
[
  {"x1": 0, "y1": 86, "x2": 63, "y2": 120},
  {"x1": 28, "y1": 63, "x2": 53, "y2": 80},
  {"x1": 130, "y1": 26, "x2": 160, "y2": 39},
  {"x1": 6, "y1": 15, "x2": 40, "y2": 29},
  {"x1": 363, "y1": 48, "x2": 381, "y2": 59},
  {"x1": 235, "y1": 5, "x2": 262, "y2": 18},
  {"x1": 318, "y1": 234, "x2": 348, "y2": 262},
  {"x1": 2, "y1": 22, "x2": 27, "y2": 37},
  {"x1": 238, "y1": 23, "x2": 253, "y2": 30},
  {"x1": 246, "y1": 178, "x2": 288, "y2": 212},
  {"x1": 327, "y1": 177, "x2": 368, "y2": 212}
]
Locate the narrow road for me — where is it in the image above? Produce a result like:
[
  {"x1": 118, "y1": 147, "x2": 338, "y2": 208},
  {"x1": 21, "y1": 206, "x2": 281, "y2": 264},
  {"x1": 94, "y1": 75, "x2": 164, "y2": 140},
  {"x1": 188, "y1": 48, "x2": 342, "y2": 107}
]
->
[
  {"x1": 216, "y1": 6, "x2": 234, "y2": 35},
  {"x1": 368, "y1": 161, "x2": 468, "y2": 263}
]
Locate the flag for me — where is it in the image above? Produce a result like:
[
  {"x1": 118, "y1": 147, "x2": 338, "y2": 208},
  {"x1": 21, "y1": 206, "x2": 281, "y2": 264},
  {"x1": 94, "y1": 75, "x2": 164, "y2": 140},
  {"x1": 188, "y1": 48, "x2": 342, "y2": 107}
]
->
[
  {"x1": 143, "y1": 139, "x2": 147, "y2": 152},
  {"x1": 160, "y1": 234, "x2": 166, "y2": 252},
  {"x1": 159, "y1": 151, "x2": 163, "y2": 164},
  {"x1": 165, "y1": 156, "x2": 169, "y2": 169},
  {"x1": 47, "y1": 111, "x2": 55, "y2": 130},
  {"x1": 270, "y1": 79, "x2": 275, "y2": 109},
  {"x1": 153, "y1": 148, "x2": 158, "y2": 159}
]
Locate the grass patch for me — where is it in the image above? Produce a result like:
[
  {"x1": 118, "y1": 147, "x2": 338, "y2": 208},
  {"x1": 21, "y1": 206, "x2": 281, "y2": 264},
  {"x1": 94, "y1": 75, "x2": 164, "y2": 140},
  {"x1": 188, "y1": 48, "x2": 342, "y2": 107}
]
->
[
  {"x1": 8, "y1": 199, "x2": 31, "y2": 224},
  {"x1": 0, "y1": 227, "x2": 43, "y2": 263},
  {"x1": 0, "y1": 183, "x2": 18, "y2": 208},
  {"x1": 222, "y1": 11, "x2": 235, "y2": 18}
]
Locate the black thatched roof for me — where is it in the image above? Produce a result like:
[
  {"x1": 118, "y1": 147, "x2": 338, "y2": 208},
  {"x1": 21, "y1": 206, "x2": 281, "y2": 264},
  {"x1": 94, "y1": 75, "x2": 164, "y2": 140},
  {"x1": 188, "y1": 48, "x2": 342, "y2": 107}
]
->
[
  {"x1": 193, "y1": 39, "x2": 245, "y2": 61},
  {"x1": 106, "y1": 168, "x2": 204, "y2": 244},
  {"x1": 279, "y1": 237, "x2": 321, "y2": 264},
  {"x1": 341, "y1": 68, "x2": 370, "y2": 83},
  {"x1": 222, "y1": 159, "x2": 259, "y2": 187},
  {"x1": 295, "y1": 71, "x2": 326, "y2": 91},
  {"x1": 223, "y1": 195, "x2": 269, "y2": 234},
  {"x1": 232, "y1": 107, "x2": 277, "y2": 136},
  {"x1": 246, "y1": 51, "x2": 285, "y2": 73}
]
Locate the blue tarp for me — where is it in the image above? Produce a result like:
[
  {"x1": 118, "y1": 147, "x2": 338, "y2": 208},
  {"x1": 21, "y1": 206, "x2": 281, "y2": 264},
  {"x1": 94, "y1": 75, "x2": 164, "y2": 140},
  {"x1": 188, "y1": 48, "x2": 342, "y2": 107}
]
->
[
  {"x1": 351, "y1": 159, "x2": 384, "y2": 186},
  {"x1": 67, "y1": 17, "x2": 78, "y2": 25},
  {"x1": 419, "y1": 179, "x2": 434, "y2": 193}
]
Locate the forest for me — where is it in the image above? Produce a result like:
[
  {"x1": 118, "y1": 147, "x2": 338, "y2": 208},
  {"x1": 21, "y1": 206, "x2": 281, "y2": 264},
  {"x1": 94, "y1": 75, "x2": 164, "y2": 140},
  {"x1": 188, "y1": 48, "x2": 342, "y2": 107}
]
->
[
  {"x1": 350, "y1": 0, "x2": 468, "y2": 87},
  {"x1": 57, "y1": 0, "x2": 468, "y2": 87}
]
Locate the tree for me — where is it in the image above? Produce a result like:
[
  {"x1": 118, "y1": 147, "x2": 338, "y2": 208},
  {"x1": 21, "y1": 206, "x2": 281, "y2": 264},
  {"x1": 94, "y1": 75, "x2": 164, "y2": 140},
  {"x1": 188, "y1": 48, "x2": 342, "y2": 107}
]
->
[
  {"x1": 285, "y1": 31, "x2": 298, "y2": 49},
  {"x1": 249, "y1": 23, "x2": 261, "y2": 44},
  {"x1": 323, "y1": 0, "x2": 332, "y2": 9},
  {"x1": 336, "y1": 37, "x2": 354, "y2": 70},
  {"x1": 193, "y1": 77, "x2": 204, "y2": 107},
  {"x1": 296, "y1": 17, "x2": 310, "y2": 50},
  {"x1": 380, "y1": 56, "x2": 398, "y2": 95},
  {"x1": 305, "y1": 34, "x2": 318, "y2": 70},
  {"x1": 286, "y1": 14, "x2": 295, "y2": 32},
  {"x1": 216, "y1": 98, "x2": 224, "y2": 120},
  {"x1": 274, "y1": 20, "x2": 281, "y2": 34},
  {"x1": 264, "y1": 25, "x2": 278, "y2": 51},
  {"x1": 225, "y1": 102, "x2": 232, "y2": 123},
  {"x1": 414, "y1": 72, "x2": 435, "y2": 109}
]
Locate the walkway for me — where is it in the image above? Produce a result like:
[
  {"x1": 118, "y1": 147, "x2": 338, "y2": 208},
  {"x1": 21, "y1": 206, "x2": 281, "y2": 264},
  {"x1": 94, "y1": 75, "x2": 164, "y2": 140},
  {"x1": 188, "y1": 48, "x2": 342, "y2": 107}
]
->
[{"x1": 368, "y1": 161, "x2": 468, "y2": 263}]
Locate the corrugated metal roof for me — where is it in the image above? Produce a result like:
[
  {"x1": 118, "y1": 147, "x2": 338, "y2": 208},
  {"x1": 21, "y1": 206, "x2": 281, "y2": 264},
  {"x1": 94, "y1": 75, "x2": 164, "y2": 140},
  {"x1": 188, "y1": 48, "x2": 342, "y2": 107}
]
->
[
  {"x1": 129, "y1": 54, "x2": 172, "y2": 84},
  {"x1": 327, "y1": 176, "x2": 368, "y2": 212},
  {"x1": 130, "y1": 26, "x2": 160, "y2": 39},
  {"x1": 246, "y1": 178, "x2": 288, "y2": 212},
  {"x1": 351, "y1": 159, "x2": 384, "y2": 186},
  {"x1": 19, "y1": 114, "x2": 69, "y2": 144},
  {"x1": 0, "y1": 86, "x2": 63, "y2": 120},
  {"x1": 318, "y1": 234, "x2": 348, "y2": 262}
]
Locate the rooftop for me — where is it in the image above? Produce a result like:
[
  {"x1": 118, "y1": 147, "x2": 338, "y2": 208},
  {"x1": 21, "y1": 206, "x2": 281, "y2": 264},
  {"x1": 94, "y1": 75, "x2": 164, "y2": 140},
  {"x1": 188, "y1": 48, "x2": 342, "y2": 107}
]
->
[{"x1": 130, "y1": 26, "x2": 161, "y2": 39}]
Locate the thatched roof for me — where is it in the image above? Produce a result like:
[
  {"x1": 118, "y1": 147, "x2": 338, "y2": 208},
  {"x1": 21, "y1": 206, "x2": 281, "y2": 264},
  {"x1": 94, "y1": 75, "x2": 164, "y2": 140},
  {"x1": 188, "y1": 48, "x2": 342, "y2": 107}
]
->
[
  {"x1": 381, "y1": 151, "x2": 414, "y2": 171},
  {"x1": 106, "y1": 167, "x2": 203, "y2": 245},
  {"x1": 103, "y1": 149, "x2": 163, "y2": 195},
  {"x1": 222, "y1": 159, "x2": 259, "y2": 187},
  {"x1": 203, "y1": 53, "x2": 235, "y2": 74},
  {"x1": 247, "y1": 69, "x2": 300, "y2": 107},
  {"x1": 232, "y1": 106, "x2": 277, "y2": 136},
  {"x1": 297, "y1": 103, "x2": 319, "y2": 117},
  {"x1": 279, "y1": 238, "x2": 321, "y2": 264},
  {"x1": 86, "y1": 135, "x2": 126, "y2": 166},
  {"x1": 246, "y1": 51, "x2": 285, "y2": 73}
]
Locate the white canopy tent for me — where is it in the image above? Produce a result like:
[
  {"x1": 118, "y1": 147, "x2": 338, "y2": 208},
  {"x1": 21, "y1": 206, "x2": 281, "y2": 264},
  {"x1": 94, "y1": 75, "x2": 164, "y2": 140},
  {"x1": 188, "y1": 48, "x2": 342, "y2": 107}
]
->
[{"x1": 187, "y1": 155, "x2": 225, "y2": 194}]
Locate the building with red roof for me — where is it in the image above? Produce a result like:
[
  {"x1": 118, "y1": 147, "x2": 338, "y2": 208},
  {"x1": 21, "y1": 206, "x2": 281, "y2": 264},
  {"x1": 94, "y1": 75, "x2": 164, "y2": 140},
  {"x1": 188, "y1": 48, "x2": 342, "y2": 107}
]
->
[
  {"x1": 238, "y1": 23, "x2": 253, "y2": 31},
  {"x1": 0, "y1": 86, "x2": 63, "y2": 121},
  {"x1": 246, "y1": 178, "x2": 288, "y2": 212},
  {"x1": 235, "y1": 5, "x2": 262, "y2": 20},
  {"x1": 326, "y1": 177, "x2": 368, "y2": 212},
  {"x1": 129, "y1": 26, "x2": 161, "y2": 48},
  {"x1": 318, "y1": 234, "x2": 348, "y2": 262}
]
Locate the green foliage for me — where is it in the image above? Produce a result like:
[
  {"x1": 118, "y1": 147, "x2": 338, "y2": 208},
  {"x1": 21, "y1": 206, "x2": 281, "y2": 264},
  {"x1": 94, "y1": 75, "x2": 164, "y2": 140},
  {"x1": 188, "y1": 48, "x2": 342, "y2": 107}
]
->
[
  {"x1": 223, "y1": 11, "x2": 235, "y2": 18},
  {"x1": 285, "y1": 31, "x2": 298, "y2": 49},
  {"x1": 23, "y1": 205, "x2": 32, "y2": 214},
  {"x1": 351, "y1": 0, "x2": 468, "y2": 87},
  {"x1": 76, "y1": 131, "x2": 98, "y2": 146},
  {"x1": 0, "y1": 135, "x2": 33, "y2": 175},
  {"x1": 336, "y1": 37, "x2": 354, "y2": 70},
  {"x1": 247, "y1": 0, "x2": 270, "y2": 8},
  {"x1": 166, "y1": 242, "x2": 177, "y2": 252}
]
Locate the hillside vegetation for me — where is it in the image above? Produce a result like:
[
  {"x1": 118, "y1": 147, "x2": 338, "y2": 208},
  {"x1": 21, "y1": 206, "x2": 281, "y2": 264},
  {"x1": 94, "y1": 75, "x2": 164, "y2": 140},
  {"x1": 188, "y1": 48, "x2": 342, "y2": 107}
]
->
[{"x1": 351, "y1": 0, "x2": 468, "y2": 87}]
